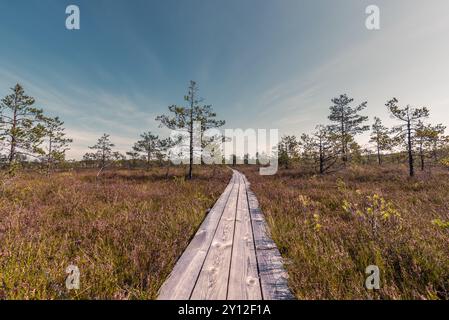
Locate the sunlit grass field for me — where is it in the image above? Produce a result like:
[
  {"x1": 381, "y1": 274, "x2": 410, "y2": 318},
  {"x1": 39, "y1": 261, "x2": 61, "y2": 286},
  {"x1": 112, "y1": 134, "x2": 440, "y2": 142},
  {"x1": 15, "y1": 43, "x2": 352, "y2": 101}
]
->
[
  {"x1": 0, "y1": 167, "x2": 231, "y2": 299},
  {"x1": 2, "y1": 164, "x2": 448, "y2": 300},
  {"x1": 242, "y1": 164, "x2": 449, "y2": 300}
]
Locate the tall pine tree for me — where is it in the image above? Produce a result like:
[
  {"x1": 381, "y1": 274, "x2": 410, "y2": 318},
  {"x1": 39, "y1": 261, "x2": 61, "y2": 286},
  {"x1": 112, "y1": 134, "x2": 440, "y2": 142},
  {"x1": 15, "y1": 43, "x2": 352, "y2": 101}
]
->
[
  {"x1": 41, "y1": 116, "x2": 73, "y2": 173},
  {"x1": 386, "y1": 98, "x2": 429, "y2": 177},
  {"x1": 0, "y1": 84, "x2": 45, "y2": 165},
  {"x1": 156, "y1": 81, "x2": 225, "y2": 179},
  {"x1": 328, "y1": 94, "x2": 369, "y2": 163},
  {"x1": 369, "y1": 117, "x2": 392, "y2": 165}
]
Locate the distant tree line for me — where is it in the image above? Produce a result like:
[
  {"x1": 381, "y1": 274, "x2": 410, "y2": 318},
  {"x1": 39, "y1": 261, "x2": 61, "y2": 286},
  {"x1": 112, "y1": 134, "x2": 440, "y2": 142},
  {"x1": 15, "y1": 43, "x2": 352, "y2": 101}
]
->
[
  {"x1": 278, "y1": 94, "x2": 449, "y2": 176},
  {"x1": 2, "y1": 84, "x2": 448, "y2": 178},
  {"x1": 0, "y1": 81, "x2": 224, "y2": 180},
  {"x1": 80, "y1": 80, "x2": 225, "y2": 179}
]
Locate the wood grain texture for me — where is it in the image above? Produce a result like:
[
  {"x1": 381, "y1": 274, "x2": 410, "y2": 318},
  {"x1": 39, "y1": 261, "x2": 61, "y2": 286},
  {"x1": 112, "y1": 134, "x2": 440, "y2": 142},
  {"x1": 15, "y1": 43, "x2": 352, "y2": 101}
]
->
[
  {"x1": 190, "y1": 173, "x2": 240, "y2": 300},
  {"x1": 158, "y1": 170, "x2": 293, "y2": 300},
  {"x1": 227, "y1": 173, "x2": 262, "y2": 300},
  {"x1": 157, "y1": 172, "x2": 237, "y2": 300},
  {"x1": 243, "y1": 175, "x2": 295, "y2": 300}
]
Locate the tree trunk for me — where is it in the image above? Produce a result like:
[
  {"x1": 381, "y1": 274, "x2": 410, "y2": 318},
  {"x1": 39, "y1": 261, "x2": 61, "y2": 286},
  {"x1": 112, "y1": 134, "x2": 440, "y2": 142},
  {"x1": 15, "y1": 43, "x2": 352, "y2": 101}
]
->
[
  {"x1": 8, "y1": 100, "x2": 18, "y2": 164},
  {"x1": 47, "y1": 134, "x2": 53, "y2": 175},
  {"x1": 9, "y1": 135, "x2": 16, "y2": 164},
  {"x1": 419, "y1": 144, "x2": 425, "y2": 171},
  {"x1": 318, "y1": 137, "x2": 323, "y2": 174},
  {"x1": 377, "y1": 142, "x2": 382, "y2": 165},
  {"x1": 341, "y1": 126, "x2": 346, "y2": 163},
  {"x1": 407, "y1": 121, "x2": 414, "y2": 177},
  {"x1": 432, "y1": 141, "x2": 438, "y2": 162},
  {"x1": 188, "y1": 107, "x2": 193, "y2": 180}
]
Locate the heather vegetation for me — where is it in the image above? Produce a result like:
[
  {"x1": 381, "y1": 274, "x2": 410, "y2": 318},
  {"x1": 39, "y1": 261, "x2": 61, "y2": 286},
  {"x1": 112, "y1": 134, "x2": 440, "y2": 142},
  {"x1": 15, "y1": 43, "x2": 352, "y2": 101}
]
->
[
  {"x1": 0, "y1": 82, "x2": 231, "y2": 299},
  {"x1": 248, "y1": 94, "x2": 449, "y2": 299},
  {"x1": 1, "y1": 83, "x2": 449, "y2": 300},
  {"x1": 0, "y1": 167, "x2": 231, "y2": 299},
  {"x1": 242, "y1": 164, "x2": 449, "y2": 299}
]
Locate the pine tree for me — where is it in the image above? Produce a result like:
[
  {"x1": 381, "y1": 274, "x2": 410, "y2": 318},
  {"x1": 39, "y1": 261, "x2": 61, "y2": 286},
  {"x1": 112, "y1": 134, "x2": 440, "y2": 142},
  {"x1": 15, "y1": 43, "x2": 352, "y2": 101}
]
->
[
  {"x1": 278, "y1": 135, "x2": 299, "y2": 169},
  {"x1": 41, "y1": 116, "x2": 73, "y2": 173},
  {"x1": 328, "y1": 94, "x2": 369, "y2": 163},
  {"x1": 426, "y1": 124, "x2": 446, "y2": 162},
  {"x1": 314, "y1": 125, "x2": 339, "y2": 174},
  {"x1": 132, "y1": 131, "x2": 160, "y2": 169},
  {"x1": 0, "y1": 84, "x2": 45, "y2": 165},
  {"x1": 300, "y1": 125, "x2": 339, "y2": 174},
  {"x1": 369, "y1": 117, "x2": 392, "y2": 165},
  {"x1": 87, "y1": 134, "x2": 115, "y2": 173},
  {"x1": 415, "y1": 122, "x2": 446, "y2": 170},
  {"x1": 156, "y1": 81, "x2": 225, "y2": 179},
  {"x1": 386, "y1": 98, "x2": 429, "y2": 177}
]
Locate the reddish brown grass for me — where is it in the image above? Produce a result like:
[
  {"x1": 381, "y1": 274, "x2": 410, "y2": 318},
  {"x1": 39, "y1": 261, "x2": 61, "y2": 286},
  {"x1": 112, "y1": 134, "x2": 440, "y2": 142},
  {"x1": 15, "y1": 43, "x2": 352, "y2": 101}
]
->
[
  {"x1": 241, "y1": 164, "x2": 449, "y2": 300},
  {"x1": 0, "y1": 166, "x2": 231, "y2": 299}
]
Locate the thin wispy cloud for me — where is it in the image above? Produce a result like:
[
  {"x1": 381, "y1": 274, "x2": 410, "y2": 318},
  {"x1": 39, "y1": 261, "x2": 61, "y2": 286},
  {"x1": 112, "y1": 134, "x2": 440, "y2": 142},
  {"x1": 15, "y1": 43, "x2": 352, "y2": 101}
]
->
[
  {"x1": 0, "y1": 65, "x2": 164, "y2": 159},
  {"x1": 1, "y1": 0, "x2": 448, "y2": 159}
]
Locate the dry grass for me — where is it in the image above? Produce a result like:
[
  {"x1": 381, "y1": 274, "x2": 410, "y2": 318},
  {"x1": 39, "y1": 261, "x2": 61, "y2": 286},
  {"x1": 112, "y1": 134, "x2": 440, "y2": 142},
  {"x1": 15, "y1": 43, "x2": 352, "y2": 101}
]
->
[
  {"x1": 241, "y1": 164, "x2": 449, "y2": 300},
  {"x1": 0, "y1": 166, "x2": 231, "y2": 299}
]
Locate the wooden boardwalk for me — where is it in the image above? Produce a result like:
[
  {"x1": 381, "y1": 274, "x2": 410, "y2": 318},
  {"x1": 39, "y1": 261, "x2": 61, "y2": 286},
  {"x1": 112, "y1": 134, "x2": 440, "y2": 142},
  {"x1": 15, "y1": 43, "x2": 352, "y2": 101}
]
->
[{"x1": 158, "y1": 170, "x2": 294, "y2": 300}]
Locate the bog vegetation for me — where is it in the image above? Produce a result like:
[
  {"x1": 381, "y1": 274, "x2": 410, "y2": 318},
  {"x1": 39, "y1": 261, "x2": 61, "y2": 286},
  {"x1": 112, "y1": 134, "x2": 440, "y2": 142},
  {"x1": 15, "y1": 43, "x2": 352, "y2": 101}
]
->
[
  {"x1": 1, "y1": 82, "x2": 448, "y2": 299},
  {"x1": 278, "y1": 94, "x2": 449, "y2": 176},
  {"x1": 271, "y1": 94, "x2": 449, "y2": 299},
  {"x1": 0, "y1": 167, "x2": 231, "y2": 299},
  {"x1": 242, "y1": 165, "x2": 449, "y2": 299}
]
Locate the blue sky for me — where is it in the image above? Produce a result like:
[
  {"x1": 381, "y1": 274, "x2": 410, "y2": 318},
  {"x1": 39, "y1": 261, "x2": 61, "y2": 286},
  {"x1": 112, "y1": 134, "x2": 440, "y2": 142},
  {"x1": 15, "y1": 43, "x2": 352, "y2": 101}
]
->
[{"x1": 1, "y1": 0, "x2": 449, "y2": 159}]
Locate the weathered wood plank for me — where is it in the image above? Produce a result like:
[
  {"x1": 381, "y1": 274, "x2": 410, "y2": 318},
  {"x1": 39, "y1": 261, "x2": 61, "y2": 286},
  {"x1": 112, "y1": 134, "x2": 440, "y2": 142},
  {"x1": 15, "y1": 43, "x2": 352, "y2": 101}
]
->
[
  {"x1": 157, "y1": 172, "x2": 237, "y2": 300},
  {"x1": 158, "y1": 170, "x2": 293, "y2": 300},
  {"x1": 227, "y1": 173, "x2": 262, "y2": 300},
  {"x1": 190, "y1": 174, "x2": 240, "y2": 300},
  {"x1": 243, "y1": 176, "x2": 295, "y2": 300}
]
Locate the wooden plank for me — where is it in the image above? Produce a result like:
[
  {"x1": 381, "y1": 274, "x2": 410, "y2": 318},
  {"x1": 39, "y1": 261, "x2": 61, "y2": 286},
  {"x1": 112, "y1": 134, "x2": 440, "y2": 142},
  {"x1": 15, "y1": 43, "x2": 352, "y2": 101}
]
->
[
  {"x1": 190, "y1": 173, "x2": 240, "y2": 300},
  {"x1": 227, "y1": 172, "x2": 262, "y2": 300},
  {"x1": 243, "y1": 175, "x2": 295, "y2": 300},
  {"x1": 157, "y1": 172, "x2": 237, "y2": 300},
  {"x1": 159, "y1": 169, "x2": 293, "y2": 301}
]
